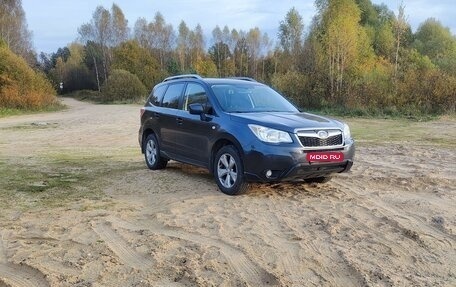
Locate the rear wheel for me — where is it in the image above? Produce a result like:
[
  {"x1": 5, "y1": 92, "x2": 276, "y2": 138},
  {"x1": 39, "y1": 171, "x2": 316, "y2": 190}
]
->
[
  {"x1": 144, "y1": 134, "x2": 167, "y2": 170},
  {"x1": 214, "y1": 145, "x2": 248, "y2": 195},
  {"x1": 304, "y1": 176, "x2": 332, "y2": 184}
]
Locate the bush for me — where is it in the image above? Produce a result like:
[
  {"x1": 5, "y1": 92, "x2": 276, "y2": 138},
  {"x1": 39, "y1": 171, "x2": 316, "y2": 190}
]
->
[
  {"x1": 100, "y1": 69, "x2": 147, "y2": 103},
  {"x1": 0, "y1": 44, "x2": 57, "y2": 109}
]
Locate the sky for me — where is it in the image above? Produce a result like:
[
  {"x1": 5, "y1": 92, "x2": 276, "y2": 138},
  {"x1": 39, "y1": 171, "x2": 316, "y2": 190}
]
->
[{"x1": 22, "y1": 0, "x2": 456, "y2": 54}]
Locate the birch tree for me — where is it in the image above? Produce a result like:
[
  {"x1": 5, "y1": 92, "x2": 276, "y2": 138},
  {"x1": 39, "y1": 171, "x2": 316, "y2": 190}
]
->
[{"x1": 0, "y1": 0, "x2": 33, "y2": 62}]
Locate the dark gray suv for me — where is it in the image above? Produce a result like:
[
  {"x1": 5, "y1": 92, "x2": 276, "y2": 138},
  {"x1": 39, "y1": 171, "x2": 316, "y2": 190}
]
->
[{"x1": 139, "y1": 75, "x2": 355, "y2": 195}]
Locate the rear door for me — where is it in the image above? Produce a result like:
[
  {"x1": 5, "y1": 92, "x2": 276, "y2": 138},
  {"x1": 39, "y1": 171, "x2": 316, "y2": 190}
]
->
[{"x1": 158, "y1": 83, "x2": 186, "y2": 154}]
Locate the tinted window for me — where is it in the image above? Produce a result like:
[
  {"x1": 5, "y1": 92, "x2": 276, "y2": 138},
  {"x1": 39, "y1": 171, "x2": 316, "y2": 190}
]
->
[
  {"x1": 162, "y1": 83, "x2": 185, "y2": 109},
  {"x1": 183, "y1": 83, "x2": 208, "y2": 111},
  {"x1": 149, "y1": 84, "x2": 167, "y2": 106}
]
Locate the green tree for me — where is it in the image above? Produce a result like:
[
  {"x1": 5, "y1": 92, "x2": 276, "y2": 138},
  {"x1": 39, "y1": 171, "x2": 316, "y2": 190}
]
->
[
  {"x1": 78, "y1": 6, "x2": 112, "y2": 84},
  {"x1": 211, "y1": 26, "x2": 224, "y2": 76},
  {"x1": 278, "y1": 7, "x2": 304, "y2": 70},
  {"x1": 318, "y1": 0, "x2": 370, "y2": 101},
  {"x1": 83, "y1": 41, "x2": 104, "y2": 91},
  {"x1": 246, "y1": 27, "x2": 261, "y2": 78},
  {"x1": 278, "y1": 7, "x2": 304, "y2": 55},
  {"x1": 78, "y1": 4, "x2": 129, "y2": 85},
  {"x1": 393, "y1": 3, "x2": 409, "y2": 79},
  {"x1": 413, "y1": 18, "x2": 456, "y2": 74},
  {"x1": 176, "y1": 20, "x2": 190, "y2": 72},
  {"x1": 194, "y1": 58, "x2": 217, "y2": 77},
  {"x1": 133, "y1": 13, "x2": 175, "y2": 71},
  {"x1": 110, "y1": 3, "x2": 129, "y2": 46},
  {"x1": 190, "y1": 24, "x2": 205, "y2": 70},
  {"x1": 209, "y1": 41, "x2": 232, "y2": 77},
  {"x1": 0, "y1": 0, "x2": 33, "y2": 63},
  {"x1": 233, "y1": 34, "x2": 250, "y2": 76},
  {"x1": 374, "y1": 21, "x2": 395, "y2": 59},
  {"x1": 112, "y1": 40, "x2": 162, "y2": 89},
  {"x1": 50, "y1": 43, "x2": 95, "y2": 93}
]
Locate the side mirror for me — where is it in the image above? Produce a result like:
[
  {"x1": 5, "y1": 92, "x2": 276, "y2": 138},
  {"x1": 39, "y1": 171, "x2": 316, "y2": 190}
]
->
[
  {"x1": 189, "y1": 103, "x2": 204, "y2": 115},
  {"x1": 189, "y1": 103, "x2": 209, "y2": 121}
]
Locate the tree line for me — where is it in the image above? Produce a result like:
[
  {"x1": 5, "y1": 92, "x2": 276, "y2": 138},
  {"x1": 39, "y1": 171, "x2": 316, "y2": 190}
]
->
[
  {"x1": 0, "y1": 0, "x2": 57, "y2": 110},
  {"x1": 1, "y1": 0, "x2": 456, "y2": 115}
]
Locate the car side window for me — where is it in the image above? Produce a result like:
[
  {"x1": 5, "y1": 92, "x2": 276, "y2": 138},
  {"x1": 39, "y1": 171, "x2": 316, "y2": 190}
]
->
[
  {"x1": 161, "y1": 83, "x2": 185, "y2": 109},
  {"x1": 149, "y1": 84, "x2": 167, "y2": 106},
  {"x1": 183, "y1": 83, "x2": 208, "y2": 111}
]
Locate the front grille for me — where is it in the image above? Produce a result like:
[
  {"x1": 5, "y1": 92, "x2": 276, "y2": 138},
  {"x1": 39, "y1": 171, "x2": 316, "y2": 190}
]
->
[
  {"x1": 297, "y1": 129, "x2": 343, "y2": 148},
  {"x1": 299, "y1": 134, "x2": 342, "y2": 147}
]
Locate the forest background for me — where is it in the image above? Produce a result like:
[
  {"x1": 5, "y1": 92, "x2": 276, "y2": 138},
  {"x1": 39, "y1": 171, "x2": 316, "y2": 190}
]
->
[{"x1": 1, "y1": 0, "x2": 455, "y2": 117}]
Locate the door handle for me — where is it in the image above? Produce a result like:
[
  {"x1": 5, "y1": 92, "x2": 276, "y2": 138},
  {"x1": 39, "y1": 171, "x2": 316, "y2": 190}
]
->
[
  {"x1": 176, "y1": 117, "x2": 183, "y2": 125},
  {"x1": 153, "y1": 112, "x2": 160, "y2": 119}
]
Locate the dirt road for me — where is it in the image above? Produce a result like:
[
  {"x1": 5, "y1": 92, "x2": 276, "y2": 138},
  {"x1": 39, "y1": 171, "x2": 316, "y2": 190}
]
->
[{"x1": 0, "y1": 98, "x2": 455, "y2": 286}]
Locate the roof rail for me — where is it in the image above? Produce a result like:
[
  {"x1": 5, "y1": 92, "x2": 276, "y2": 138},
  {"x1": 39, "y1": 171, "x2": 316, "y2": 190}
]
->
[
  {"x1": 163, "y1": 74, "x2": 203, "y2": 82},
  {"x1": 229, "y1": 77, "x2": 257, "y2": 82}
]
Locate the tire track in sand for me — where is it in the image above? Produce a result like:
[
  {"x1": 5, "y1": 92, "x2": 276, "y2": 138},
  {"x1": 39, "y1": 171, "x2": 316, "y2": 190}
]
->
[
  {"x1": 92, "y1": 222, "x2": 154, "y2": 270},
  {"x1": 0, "y1": 235, "x2": 50, "y2": 287},
  {"x1": 0, "y1": 264, "x2": 50, "y2": 287},
  {"x1": 107, "y1": 216, "x2": 280, "y2": 286}
]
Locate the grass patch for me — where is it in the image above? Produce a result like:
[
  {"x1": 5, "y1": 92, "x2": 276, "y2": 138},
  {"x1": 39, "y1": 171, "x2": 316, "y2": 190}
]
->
[
  {"x1": 306, "y1": 106, "x2": 444, "y2": 121},
  {"x1": 0, "y1": 102, "x2": 66, "y2": 118},
  {"x1": 0, "y1": 153, "x2": 143, "y2": 213},
  {"x1": 0, "y1": 108, "x2": 25, "y2": 117},
  {"x1": 345, "y1": 118, "x2": 456, "y2": 147},
  {"x1": 0, "y1": 160, "x2": 102, "y2": 210}
]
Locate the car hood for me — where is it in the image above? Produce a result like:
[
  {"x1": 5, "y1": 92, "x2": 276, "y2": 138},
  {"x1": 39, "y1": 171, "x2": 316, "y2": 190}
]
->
[{"x1": 229, "y1": 112, "x2": 343, "y2": 133}]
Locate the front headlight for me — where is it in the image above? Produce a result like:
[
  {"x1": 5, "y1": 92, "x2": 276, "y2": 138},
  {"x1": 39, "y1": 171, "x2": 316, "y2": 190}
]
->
[
  {"x1": 248, "y1": 124, "x2": 293, "y2": 143},
  {"x1": 343, "y1": 123, "x2": 351, "y2": 140}
]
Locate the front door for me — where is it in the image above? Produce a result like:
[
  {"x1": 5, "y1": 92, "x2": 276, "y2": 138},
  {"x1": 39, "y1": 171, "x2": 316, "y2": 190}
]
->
[{"x1": 174, "y1": 83, "x2": 215, "y2": 167}]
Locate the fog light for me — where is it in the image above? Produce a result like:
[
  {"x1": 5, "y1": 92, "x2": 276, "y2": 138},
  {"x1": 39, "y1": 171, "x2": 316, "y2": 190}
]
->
[{"x1": 265, "y1": 170, "x2": 272, "y2": 178}]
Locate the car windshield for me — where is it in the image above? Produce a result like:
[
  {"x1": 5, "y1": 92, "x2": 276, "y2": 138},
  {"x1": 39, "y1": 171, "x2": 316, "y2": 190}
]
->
[{"x1": 211, "y1": 83, "x2": 299, "y2": 113}]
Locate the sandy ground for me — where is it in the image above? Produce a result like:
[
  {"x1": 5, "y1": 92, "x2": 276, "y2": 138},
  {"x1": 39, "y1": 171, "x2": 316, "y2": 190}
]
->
[{"x1": 0, "y1": 98, "x2": 455, "y2": 286}]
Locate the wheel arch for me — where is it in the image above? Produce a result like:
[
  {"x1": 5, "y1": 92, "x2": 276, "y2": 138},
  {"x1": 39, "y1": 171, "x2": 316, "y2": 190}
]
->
[
  {"x1": 141, "y1": 127, "x2": 157, "y2": 153},
  {"x1": 210, "y1": 134, "x2": 244, "y2": 173}
]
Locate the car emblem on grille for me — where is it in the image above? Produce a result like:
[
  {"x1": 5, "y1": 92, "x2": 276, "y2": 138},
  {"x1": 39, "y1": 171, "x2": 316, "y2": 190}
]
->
[{"x1": 317, "y1": 130, "x2": 329, "y2": 139}]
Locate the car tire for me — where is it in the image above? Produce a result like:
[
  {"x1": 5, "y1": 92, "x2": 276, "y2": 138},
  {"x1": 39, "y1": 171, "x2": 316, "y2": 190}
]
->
[
  {"x1": 144, "y1": 134, "x2": 167, "y2": 170},
  {"x1": 304, "y1": 176, "x2": 332, "y2": 184},
  {"x1": 214, "y1": 145, "x2": 248, "y2": 195}
]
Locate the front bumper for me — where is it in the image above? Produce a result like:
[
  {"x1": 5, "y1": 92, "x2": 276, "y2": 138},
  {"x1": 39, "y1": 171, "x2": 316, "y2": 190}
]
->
[{"x1": 243, "y1": 140, "x2": 355, "y2": 182}]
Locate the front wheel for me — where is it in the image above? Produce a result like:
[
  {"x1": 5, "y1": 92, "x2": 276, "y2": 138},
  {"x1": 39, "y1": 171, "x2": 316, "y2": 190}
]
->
[
  {"x1": 144, "y1": 134, "x2": 167, "y2": 170},
  {"x1": 214, "y1": 145, "x2": 249, "y2": 195}
]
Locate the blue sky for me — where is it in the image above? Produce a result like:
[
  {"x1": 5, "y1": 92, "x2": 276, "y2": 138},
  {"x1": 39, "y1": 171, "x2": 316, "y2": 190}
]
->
[{"x1": 22, "y1": 0, "x2": 456, "y2": 54}]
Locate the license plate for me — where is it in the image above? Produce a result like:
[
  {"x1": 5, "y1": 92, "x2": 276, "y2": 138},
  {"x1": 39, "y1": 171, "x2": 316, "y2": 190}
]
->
[{"x1": 306, "y1": 152, "x2": 344, "y2": 162}]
